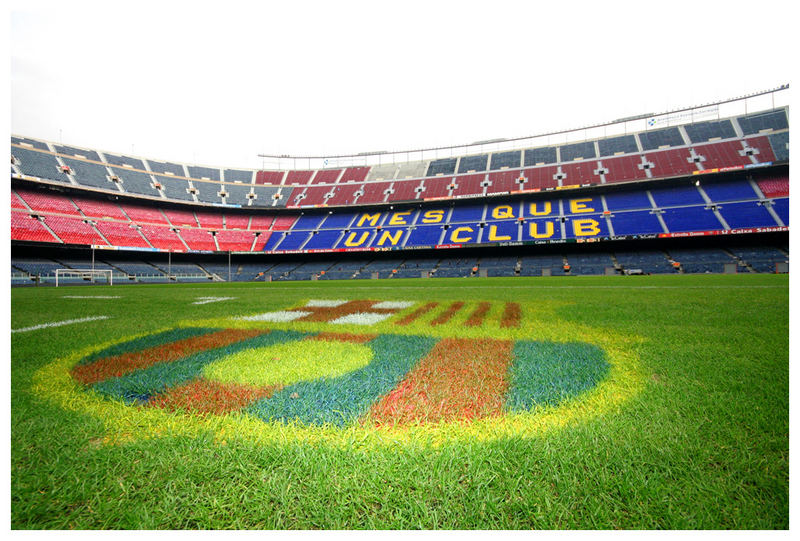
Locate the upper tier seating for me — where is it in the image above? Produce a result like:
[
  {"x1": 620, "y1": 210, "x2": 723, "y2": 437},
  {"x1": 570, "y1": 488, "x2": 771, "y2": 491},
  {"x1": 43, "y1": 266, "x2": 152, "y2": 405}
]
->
[
  {"x1": 427, "y1": 158, "x2": 458, "y2": 177},
  {"x1": 255, "y1": 170, "x2": 285, "y2": 185},
  {"x1": 684, "y1": 120, "x2": 737, "y2": 143},
  {"x1": 147, "y1": 159, "x2": 185, "y2": 176},
  {"x1": 284, "y1": 170, "x2": 314, "y2": 186},
  {"x1": 768, "y1": 132, "x2": 789, "y2": 162},
  {"x1": 560, "y1": 141, "x2": 596, "y2": 162},
  {"x1": 11, "y1": 105, "x2": 788, "y2": 211},
  {"x1": 193, "y1": 180, "x2": 223, "y2": 204},
  {"x1": 524, "y1": 146, "x2": 557, "y2": 166},
  {"x1": 110, "y1": 167, "x2": 161, "y2": 198},
  {"x1": 310, "y1": 169, "x2": 341, "y2": 185},
  {"x1": 252, "y1": 185, "x2": 285, "y2": 207},
  {"x1": 11, "y1": 137, "x2": 49, "y2": 151},
  {"x1": 224, "y1": 169, "x2": 253, "y2": 183},
  {"x1": 187, "y1": 165, "x2": 220, "y2": 181},
  {"x1": 222, "y1": 183, "x2": 254, "y2": 206},
  {"x1": 638, "y1": 127, "x2": 685, "y2": 150},
  {"x1": 457, "y1": 154, "x2": 488, "y2": 174},
  {"x1": 737, "y1": 109, "x2": 788, "y2": 135},
  {"x1": 157, "y1": 175, "x2": 193, "y2": 201},
  {"x1": 490, "y1": 151, "x2": 521, "y2": 170},
  {"x1": 12, "y1": 147, "x2": 70, "y2": 183},
  {"x1": 598, "y1": 135, "x2": 638, "y2": 156},
  {"x1": 53, "y1": 144, "x2": 102, "y2": 162},
  {"x1": 103, "y1": 153, "x2": 146, "y2": 170},
  {"x1": 62, "y1": 157, "x2": 115, "y2": 190}
]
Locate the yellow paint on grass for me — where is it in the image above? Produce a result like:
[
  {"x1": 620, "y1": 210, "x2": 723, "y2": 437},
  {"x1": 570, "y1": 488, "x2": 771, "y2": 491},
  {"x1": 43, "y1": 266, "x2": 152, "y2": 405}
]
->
[{"x1": 203, "y1": 340, "x2": 372, "y2": 387}]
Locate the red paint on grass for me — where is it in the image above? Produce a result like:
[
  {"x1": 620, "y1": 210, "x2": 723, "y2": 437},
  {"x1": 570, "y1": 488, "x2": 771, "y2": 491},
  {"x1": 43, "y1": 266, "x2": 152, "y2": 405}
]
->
[
  {"x1": 395, "y1": 302, "x2": 439, "y2": 326},
  {"x1": 500, "y1": 302, "x2": 521, "y2": 328},
  {"x1": 430, "y1": 302, "x2": 464, "y2": 326},
  {"x1": 368, "y1": 337, "x2": 514, "y2": 427},
  {"x1": 464, "y1": 302, "x2": 491, "y2": 327},
  {"x1": 305, "y1": 332, "x2": 377, "y2": 344},
  {"x1": 71, "y1": 329, "x2": 266, "y2": 385},
  {"x1": 148, "y1": 378, "x2": 279, "y2": 416}
]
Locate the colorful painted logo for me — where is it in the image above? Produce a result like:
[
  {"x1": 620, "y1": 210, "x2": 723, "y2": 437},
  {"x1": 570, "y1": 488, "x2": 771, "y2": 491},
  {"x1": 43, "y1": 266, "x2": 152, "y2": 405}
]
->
[{"x1": 34, "y1": 299, "x2": 644, "y2": 446}]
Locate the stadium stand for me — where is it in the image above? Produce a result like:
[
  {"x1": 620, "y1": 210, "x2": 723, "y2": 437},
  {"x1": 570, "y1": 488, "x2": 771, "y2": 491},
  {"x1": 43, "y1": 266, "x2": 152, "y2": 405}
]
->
[
  {"x1": 109, "y1": 167, "x2": 161, "y2": 198},
  {"x1": 598, "y1": 135, "x2": 639, "y2": 156},
  {"x1": 12, "y1": 147, "x2": 71, "y2": 183},
  {"x1": 11, "y1": 99, "x2": 789, "y2": 283}
]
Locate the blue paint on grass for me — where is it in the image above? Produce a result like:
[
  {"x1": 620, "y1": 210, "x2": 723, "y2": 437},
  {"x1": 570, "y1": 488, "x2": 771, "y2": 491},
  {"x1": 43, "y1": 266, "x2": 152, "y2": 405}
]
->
[
  {"x1": 505, "y1": 341, "x2": 609, "y2": 411},
  {"x1": 91, "y1": 330, "x2": 309, "y2": 404},
  {"x1": 247, "y1": 334, "x2": 438, "y2": 427}
]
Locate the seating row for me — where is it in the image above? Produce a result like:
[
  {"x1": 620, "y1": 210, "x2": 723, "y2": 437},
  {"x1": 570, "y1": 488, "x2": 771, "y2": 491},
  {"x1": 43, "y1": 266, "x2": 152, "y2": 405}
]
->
[
  {"x1": 11, "y1": 108, "x2": 788, "y2": 209},
  {"x1": 11, "y1": 172, "x2": 789, "y2": 253}
]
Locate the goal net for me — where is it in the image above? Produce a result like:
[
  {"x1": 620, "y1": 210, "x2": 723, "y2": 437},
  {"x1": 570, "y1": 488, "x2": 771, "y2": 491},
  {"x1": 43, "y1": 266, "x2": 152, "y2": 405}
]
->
[{"x1": 55, "y1": 268, "x2": 113, "y2": 287}]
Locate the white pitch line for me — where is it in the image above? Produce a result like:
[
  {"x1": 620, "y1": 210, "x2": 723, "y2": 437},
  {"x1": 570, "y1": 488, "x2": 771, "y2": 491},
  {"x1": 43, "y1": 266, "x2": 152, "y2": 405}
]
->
[
  {"x1": 62, "y1": 296, "x2": 121, "y2": 299},
  {"x1": 11, "y1": 315, "x2": 110, "y2": 334},
  {"x1": 192, "y1": 296, "x2": 236, "y2": 305}
]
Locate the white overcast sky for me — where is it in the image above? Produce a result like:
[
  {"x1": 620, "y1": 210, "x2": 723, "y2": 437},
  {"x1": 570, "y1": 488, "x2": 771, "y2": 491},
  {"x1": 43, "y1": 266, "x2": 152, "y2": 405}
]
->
[{"x1": 9, "y1": 0, "x2": 793, "y2": 170}]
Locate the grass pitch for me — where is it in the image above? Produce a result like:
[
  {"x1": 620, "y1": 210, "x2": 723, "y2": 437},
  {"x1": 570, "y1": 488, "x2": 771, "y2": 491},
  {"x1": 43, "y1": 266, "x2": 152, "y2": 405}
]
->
[{"x1": 10, "y1": 275, "x2": 789, "y2": 529}]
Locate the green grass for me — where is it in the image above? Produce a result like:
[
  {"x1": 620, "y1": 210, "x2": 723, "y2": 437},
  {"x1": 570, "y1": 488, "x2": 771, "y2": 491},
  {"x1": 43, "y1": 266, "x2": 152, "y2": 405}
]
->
[{"x1": 10, "y1": 274, "x2": 789, "y2": 529}]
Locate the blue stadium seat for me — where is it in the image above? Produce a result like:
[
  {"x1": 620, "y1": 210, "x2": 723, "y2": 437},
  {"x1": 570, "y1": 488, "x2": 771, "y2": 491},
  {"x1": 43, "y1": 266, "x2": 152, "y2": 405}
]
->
[
  {"x1": 638, "y1": 127, "x2": 684, "y2": 150},
  {"x1": 717, "y1": 202, "x2": 779, "y2": 229},
  {"x1": 188, "y1": 165, "x2": 221, "y2": 181},
  {"x1": 426, "y1": 158, "x2": 457, "y2": 177},
  {"x1": 449, "y1": 205, "x2": 485, "y2": 223},
  {"x1": 405, "y1": 225, "x2": 444, "y2": 247},
  {"x1": 53, "y1": 144, "x2": 102, "y2": 162},
  {"x1": 303, "y1": 230, "x2": 343, "y2": 250},
  {"x1": 683, "y1": 120, "x2": 737, "y2": 143},
  {"x1": 524, "y1": 146, "x2": 557, "y2": 166},
  {"x1": 560, "y1": 141, "x2": 596, "y2": 162},
  {"x1": 489, "y1": 150, "x2": 521, "y2": 170},
  {"x1": 603, "y1": 191, "x2": 653, "y2": 211},
  {"x1": 701, "y1": 180, "x2": 758, "y2": 202},
  {"x1": 292, "y1": 214, "x2": 326, "y2": 231},
  {"x1": 609, "y1": 211, "x2": 664, "y2": 235},
  {"x1": 157, "y1": 176, "x2": 193, "y2": 201},
  {"x1": 457, "y1": 154, "x2": 488, "y2": 173},
  {"x1": 769, "y1": 198, "x2": 789, "y2": 225},
  {"x1": 737, "y1": 110, "x2": 788, "y2": 135},
  {"x1": 112, "y1": 167, "x2": 160, "y2": 197},
  {"x1": 650, "y1": 185, "x2": 705, "y2": 207},
  {"x1": 660, "y1": 206, "x2": 724, "y2": 233},
  {"x1": 103, "y1": 153, "x2": 146, "y2": 170},
  {"x1": 768, "y1": 132, "x2": 789, "y2": 162},
  {"x1": 12, "y1": 147, "x2": 68, "y2": 182},
  {"x1": 597, "y1": 135, "x2": 638, "y2": 156},
  {"x1": 62, "y1": 157, "x2": 114, "y2": 190}
]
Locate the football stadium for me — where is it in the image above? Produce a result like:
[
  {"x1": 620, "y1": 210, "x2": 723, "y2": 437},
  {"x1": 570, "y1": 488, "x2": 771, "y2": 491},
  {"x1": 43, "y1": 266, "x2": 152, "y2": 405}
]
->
[{"x1": 9, "y1": 4, "x2": 789, "y2": 531}]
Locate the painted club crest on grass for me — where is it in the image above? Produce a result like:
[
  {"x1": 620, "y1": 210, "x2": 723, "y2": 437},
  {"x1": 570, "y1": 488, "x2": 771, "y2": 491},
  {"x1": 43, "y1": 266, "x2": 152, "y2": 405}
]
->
[{"x1": 35, "y1": 298, "x2": 645, "y2": 445}]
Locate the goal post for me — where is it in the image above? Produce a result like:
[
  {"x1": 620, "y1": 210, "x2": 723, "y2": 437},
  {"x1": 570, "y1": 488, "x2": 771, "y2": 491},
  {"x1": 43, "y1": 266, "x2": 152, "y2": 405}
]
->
[{"x1": 55, "y1": 269, "x2": 113, "y2": 287}]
